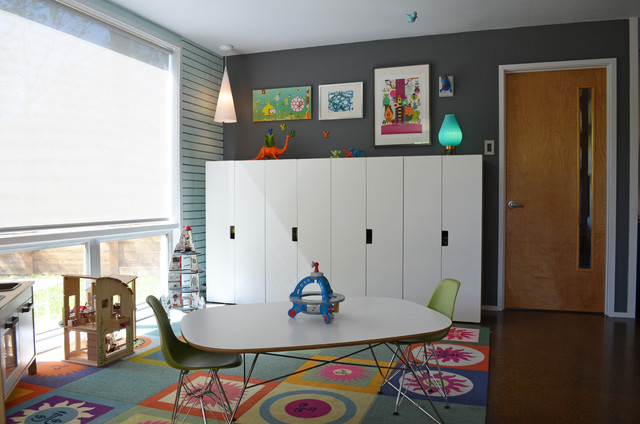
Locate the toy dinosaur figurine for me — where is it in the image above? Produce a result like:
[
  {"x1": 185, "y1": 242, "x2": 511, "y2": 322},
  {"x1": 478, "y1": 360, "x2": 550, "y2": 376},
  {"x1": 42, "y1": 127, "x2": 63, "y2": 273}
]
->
[{"x1": 253, "y1": 128, "x2": 293, "y2": 160}]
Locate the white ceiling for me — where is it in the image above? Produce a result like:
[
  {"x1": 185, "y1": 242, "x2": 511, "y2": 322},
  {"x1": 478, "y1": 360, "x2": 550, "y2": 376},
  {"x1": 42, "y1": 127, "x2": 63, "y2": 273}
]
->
[{"x1": 109, "y1": 0, "x2": 640, "y2": 56}]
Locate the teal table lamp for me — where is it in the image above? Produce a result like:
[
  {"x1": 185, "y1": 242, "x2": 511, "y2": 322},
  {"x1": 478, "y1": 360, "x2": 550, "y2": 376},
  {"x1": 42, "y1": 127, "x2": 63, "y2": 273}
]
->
[{"x1": 438, "y1": 114, "x2": 462, "y2": 155}]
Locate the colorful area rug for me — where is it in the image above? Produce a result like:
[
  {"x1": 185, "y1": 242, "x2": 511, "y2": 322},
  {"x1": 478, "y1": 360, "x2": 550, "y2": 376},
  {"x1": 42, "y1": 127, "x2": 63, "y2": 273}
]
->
[{"x1": 6, "y1": 321, "x2": 489, "y2": 423}]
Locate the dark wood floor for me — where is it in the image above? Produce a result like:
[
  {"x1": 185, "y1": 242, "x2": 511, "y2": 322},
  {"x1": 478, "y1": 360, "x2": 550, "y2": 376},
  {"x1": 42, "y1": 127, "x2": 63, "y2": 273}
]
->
[{"x1": 481, "y1": 310, "x2": 640, "y2": 423}]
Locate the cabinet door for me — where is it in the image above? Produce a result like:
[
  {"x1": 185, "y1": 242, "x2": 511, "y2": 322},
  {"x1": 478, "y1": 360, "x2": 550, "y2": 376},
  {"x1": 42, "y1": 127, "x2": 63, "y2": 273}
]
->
[
  {"x1": 205, "y1": 161, "x2": 235, "y2": 303},
  {"x1": 366, "y1": 157, "x2": 404, "y2": 298},
  {"x1": 265, "y1": 160, "x2": 298, "y2": 302},
  {"x1": 331, "y1": 158, "x2": 366, "y2": 297},
  {"x1": 234, "y1": 161, "x2": 266, "y2": 304},
  {"x1": 403, "y1": 156, "x2": 442, "y2": 306},
  {"x1": 297, "y1": 159, "x2": 331, "y2": 280},
  {"x1": 442, "y1": 155, "x2": 483, "y2": 322},
  {"x1": 18, "y1": 296, "x2": 35, "y2": 372}
]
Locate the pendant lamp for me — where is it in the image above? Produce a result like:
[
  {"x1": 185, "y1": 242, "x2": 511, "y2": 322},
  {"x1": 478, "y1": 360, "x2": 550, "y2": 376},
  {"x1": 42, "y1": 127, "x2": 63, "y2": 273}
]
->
[
  {"x1": 438, "y1": 114, "x2": 462, "y2": 155},
  {"x1": 213, "y1": 44, "x2": 237, "y2": 123}
]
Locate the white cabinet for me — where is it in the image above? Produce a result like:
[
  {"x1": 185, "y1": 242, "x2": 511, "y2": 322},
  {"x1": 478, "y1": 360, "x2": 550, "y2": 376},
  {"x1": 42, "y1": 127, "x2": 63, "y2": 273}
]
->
[
  {"x1": 205, "y1": 155, "x2": 482, "y2": 322},
  {"x1": 205, "y1": 161, "x2": 235, "y2": 303},
  {"x1": 297, "y1": 159, "x2": 332, "y2": 282},
  {"x1": 402, "y1": 155, "x2": 483, "y2": 322},
  {"x1": 331, "y1": 158, "x2": 366, "y2": 297},
  {"x1": 442, "y1": 155, "x2": 483, "y2": 323},
  {"x1": 265, "y1": 160, "x2": 298, "y2": 302},
  {"x1": 403, "y1": 156, "x2": 442, "y2": 307},
  {"x1": 366, "y1": 157, "x2": 404, "y2": 298},
  {"x1": 234, "y1": 161, "x2": 266, "y2": 304}
]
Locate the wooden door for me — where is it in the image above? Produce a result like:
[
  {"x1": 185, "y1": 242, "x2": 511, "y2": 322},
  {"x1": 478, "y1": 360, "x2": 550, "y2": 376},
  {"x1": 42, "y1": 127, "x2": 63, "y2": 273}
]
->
[{"x1": 505, "y1": 69, "x2": 607, "y2": 312}]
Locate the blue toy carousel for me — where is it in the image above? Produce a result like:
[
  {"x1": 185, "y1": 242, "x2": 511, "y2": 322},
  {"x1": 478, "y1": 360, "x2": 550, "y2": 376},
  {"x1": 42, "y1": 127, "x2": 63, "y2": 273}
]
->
[{"x1": 288, "y1": 261, "x2": 345, "y2": 324}]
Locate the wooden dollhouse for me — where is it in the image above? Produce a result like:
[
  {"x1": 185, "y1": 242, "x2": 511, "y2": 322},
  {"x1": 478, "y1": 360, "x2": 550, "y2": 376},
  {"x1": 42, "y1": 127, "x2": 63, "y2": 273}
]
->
[{"x1": 62, "y1": 275, "x2": 136, "y2": 366}]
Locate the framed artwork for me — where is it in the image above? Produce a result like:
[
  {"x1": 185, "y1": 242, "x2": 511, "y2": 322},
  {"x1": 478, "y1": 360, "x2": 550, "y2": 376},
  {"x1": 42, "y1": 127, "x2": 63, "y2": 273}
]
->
[
  {"x1": 318, "y1": 82, "x2": 363, "y2": 120},
  {"x1": 439, "y1": 75, "x2": 454, "y2": 97},
  {"x1": 374, "y1": 64, "x2": 430, "y2": 146},
  {"x1": 253, "y1": 86, "x2": 311, "y2": 122}
]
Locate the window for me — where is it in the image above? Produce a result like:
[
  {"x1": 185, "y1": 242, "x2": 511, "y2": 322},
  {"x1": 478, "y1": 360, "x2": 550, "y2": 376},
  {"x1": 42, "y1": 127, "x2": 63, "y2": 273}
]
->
[
  {"x1": 0, "y1": 0, "x2": 180, "y2": 354},
  {"x1": 0, "y1": 0, "x2": 180, "y2": 241}
]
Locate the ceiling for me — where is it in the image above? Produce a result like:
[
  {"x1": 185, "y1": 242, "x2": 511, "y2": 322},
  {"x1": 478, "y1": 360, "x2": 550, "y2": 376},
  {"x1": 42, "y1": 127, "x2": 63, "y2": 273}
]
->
[{"x1": 109, "y1": 0, "x2": 640, "y2": 56}]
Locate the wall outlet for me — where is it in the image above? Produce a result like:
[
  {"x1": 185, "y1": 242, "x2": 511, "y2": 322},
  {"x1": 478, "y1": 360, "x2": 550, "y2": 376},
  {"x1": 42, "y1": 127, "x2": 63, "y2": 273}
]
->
[{"x1": 484, "y1": 140, "x2": 495, "y2": 155}]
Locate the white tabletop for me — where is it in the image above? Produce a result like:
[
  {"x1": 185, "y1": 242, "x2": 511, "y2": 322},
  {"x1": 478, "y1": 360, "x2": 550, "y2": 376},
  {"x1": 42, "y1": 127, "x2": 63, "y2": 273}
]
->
[{"x1": 181, "y1": 297, "x2": 452, "y2": 354}]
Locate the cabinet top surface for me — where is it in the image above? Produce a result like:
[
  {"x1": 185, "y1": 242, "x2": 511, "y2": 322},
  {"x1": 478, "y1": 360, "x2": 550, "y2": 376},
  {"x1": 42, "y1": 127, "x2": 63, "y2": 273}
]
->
[{"x1": 0, "y1": 280, "x2": 34, "y2": 312}]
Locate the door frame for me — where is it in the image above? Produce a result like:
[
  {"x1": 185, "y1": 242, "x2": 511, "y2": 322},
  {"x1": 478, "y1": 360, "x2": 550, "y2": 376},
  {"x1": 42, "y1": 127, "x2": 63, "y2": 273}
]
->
[{"x1": 497, "y1": 58, "x2": 618, "y2": 316}]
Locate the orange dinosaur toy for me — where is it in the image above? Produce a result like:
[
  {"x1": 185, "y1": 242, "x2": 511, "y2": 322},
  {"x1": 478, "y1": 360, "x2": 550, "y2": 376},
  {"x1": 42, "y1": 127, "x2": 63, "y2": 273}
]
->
[{"x1": 253, "y1": 129, "x2": 294, "y2": 160}]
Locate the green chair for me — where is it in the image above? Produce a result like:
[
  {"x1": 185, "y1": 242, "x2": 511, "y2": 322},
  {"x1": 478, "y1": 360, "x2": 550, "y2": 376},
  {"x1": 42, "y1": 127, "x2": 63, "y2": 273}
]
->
[
  {"x1": 146, "y1": 295, "x2": 242, "y2": 424},
  {"x1": 382, "y1": 278, "x2": 461, "y2": 415}
]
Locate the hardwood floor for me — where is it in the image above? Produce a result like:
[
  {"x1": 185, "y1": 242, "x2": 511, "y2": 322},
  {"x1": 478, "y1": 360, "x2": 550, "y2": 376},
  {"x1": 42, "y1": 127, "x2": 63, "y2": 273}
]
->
[{"x1": 481, "y1": 310, "x2": 640, "y2": 423}]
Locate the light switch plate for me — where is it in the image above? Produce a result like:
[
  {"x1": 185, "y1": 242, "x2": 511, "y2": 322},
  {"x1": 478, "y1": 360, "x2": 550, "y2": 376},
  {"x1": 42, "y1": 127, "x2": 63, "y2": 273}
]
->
[{"x1": 484, "y1": 140, "x2": 495, "y2": 155}]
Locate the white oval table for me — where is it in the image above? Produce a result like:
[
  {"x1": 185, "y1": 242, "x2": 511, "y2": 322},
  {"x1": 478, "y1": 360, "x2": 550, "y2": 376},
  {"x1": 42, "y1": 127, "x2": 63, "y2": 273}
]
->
[{"x1": 181, "y1": 297, "x2": 452, "y2": 423}]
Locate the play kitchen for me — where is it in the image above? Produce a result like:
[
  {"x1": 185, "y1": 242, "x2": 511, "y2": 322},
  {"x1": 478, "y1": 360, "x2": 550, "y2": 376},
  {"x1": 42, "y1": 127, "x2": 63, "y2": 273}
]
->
[{"x1": 0, "y1": 280, "x2": 36, "y2": 420}]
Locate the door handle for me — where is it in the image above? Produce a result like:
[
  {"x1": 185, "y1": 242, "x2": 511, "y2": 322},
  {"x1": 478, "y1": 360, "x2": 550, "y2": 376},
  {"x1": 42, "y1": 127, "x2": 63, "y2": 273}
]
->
[{"x1": 508, "y1": 201, "x2": 524, "y2": 209}]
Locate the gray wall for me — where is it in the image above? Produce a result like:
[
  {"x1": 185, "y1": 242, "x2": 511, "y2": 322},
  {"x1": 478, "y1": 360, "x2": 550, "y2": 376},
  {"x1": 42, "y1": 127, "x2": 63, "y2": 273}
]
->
[{"x1": 222, "y1": 20, "x2": 631, "y2": 311}]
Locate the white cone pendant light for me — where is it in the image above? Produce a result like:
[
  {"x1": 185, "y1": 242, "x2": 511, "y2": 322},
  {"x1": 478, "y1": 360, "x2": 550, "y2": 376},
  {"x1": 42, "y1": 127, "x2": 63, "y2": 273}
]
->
[{"x1": 214, "y1": 44, "x2": 237, "y2": 123}]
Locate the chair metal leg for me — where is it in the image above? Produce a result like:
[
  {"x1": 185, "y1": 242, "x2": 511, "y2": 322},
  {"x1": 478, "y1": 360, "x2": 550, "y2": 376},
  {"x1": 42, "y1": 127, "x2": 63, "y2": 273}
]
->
[
  {"x1": 170, "y1": 368, "x2": 236, "y2": 424},
  {"x1": 428, "y1": 343, "x2": 450, "y2": 408},
  {"x1": 172, "y1": 370, "x2": 186, "y2": 423}
]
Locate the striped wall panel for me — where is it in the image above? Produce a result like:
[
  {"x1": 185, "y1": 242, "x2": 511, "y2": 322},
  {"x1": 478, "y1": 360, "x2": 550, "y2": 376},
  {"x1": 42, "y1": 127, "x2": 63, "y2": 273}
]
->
[{"x1": 181, "y1": 39, "x2": 224, "y2": 286}]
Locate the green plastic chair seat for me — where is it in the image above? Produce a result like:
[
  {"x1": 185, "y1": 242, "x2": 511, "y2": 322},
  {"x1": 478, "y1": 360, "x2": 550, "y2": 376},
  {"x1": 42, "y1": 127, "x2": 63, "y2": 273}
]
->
[
  {"x1": 396, "y1": 278, "x2": 460, "y2": 345},
  {"x1": 146, "y1": 295, "x2": 242, "y2": 371}
]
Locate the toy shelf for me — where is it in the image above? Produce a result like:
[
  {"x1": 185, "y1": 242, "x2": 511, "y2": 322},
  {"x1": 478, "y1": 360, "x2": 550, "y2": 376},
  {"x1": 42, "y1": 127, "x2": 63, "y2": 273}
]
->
[
  {"x1": 169, "y1": 249, "x2": 205, "y2": 311},
  {"x1": 62, "y1": 275, "x2": 136, "y2": 367}
]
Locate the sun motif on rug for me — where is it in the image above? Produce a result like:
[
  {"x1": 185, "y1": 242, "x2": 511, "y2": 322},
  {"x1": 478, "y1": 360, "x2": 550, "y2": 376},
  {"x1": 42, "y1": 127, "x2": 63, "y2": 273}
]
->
[
  {"x1": 310, "y1": 363, "x2": 372, "y2": 385},
  {"x1": 134, "y1": 336, "x2": 152, "y2": 350},
  {"x1": 33, "y1": 361, "x2": 87, "y2": 378},
  {"x1": 445, "y1": 327, "x2": 479, "y2": 342},
  {"x1": 404, "y1": 371, "x2": 473, "y2": 397},
  {"x1": 9, "y1": 399, "x2": 95, "y2": 423},
  {"x1": 435, "y1": 345, "x2": 476, "y2": 364}
]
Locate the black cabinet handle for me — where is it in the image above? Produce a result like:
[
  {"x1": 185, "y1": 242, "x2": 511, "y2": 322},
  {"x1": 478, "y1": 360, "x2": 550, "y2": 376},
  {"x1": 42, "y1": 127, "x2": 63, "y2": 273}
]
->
[
  {"x1": 230, "y1": 225, "x2": 235, "y2": 239},
  {"x1": 442, "y1": 230, "x2": 449, "y2": 246},
  {"x1": 21, "y1": 302, "x2": 33, "y2": 313},
  {"x1": 4, "y1": 316, "x2": 19, "y2": 329},
  {"x1": 292, "y1": 227, "x2": 298, "y2": 242},
  {"x1": 366, "y1": 229, "x2": 373, "y2": 244}
]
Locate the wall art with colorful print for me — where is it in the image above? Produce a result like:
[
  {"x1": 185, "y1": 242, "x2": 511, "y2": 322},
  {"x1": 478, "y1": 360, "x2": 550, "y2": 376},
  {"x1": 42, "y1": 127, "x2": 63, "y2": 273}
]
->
[
  {"x1": 374, "y1": 64, "x2": 430, "y2": 145},
  {"x1": 318, "y1": 82, "x2": 363, "y2": 120},
  {"x1": 253, "y1": 86, "x2": 312, "y2": 122}
]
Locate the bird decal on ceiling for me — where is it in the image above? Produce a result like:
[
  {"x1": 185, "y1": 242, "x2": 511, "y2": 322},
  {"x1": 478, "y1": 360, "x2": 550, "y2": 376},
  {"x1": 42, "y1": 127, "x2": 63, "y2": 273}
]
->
[{"x1": 407, "y1": 11, "x2": 417, "y2": 23}]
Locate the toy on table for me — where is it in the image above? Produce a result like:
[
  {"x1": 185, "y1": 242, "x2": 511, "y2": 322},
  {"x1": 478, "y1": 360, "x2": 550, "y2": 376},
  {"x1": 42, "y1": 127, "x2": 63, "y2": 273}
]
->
[{"x1": 288, "y1": 261, "x2": 345, "y2": 324}]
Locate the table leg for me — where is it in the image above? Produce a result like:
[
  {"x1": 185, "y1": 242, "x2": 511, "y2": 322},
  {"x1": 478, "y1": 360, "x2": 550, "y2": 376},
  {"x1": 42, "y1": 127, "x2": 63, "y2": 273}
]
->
[
  {"x1": 230, "y1": 353, "x2": 261, "y2": 422},
  {"x1": 383, "y1": 343, "x2": 446, "y2": 424}
]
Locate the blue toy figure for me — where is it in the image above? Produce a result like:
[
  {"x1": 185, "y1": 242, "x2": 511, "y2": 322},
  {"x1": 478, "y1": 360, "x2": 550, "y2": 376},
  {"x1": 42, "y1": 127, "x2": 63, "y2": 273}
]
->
[{"x1": 288, "y1": 261, "x2": 345, "y2": 324}]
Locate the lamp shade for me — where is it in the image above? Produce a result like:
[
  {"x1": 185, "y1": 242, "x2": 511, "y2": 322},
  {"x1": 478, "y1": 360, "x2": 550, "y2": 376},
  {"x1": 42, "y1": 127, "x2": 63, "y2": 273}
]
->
[
  {"x1": 213, "y1": 66, "x2": 237, "y2": 123},
  {"x1": 438, "y1": 114, "x2": 462, "y2": 147}
]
